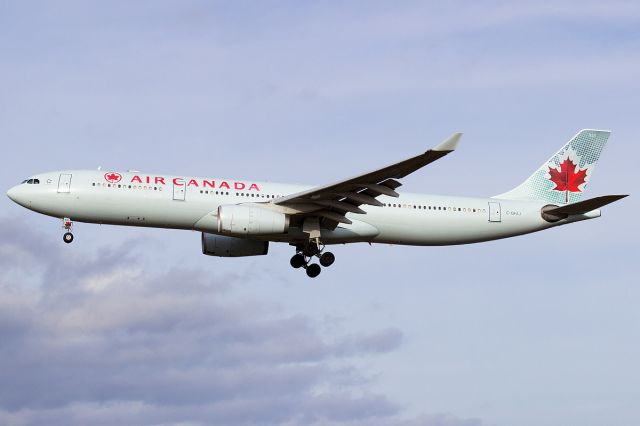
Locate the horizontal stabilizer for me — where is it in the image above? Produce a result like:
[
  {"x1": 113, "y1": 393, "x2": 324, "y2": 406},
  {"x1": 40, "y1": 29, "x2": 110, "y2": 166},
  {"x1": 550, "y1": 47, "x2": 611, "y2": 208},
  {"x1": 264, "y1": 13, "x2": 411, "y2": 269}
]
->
[{"x1": 541, "y1": 194, "x2": 628, "y2": 222}]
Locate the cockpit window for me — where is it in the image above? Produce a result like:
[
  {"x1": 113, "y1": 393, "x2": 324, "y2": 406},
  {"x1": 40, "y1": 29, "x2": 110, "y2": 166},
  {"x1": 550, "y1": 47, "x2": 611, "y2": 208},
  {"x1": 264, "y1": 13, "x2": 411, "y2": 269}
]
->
[
  {"x1": 21, "y1": 180, "x2": 28, "y2": 184},
  {"x1": 27, "y1": 179, "x2": 34, "y2": 184},
  {"x1": 34, "y1": 179, "x2": 40, "y2": 184},
  {"x1": 23, "y1": 179, "x2": 40, "y2": 184}
]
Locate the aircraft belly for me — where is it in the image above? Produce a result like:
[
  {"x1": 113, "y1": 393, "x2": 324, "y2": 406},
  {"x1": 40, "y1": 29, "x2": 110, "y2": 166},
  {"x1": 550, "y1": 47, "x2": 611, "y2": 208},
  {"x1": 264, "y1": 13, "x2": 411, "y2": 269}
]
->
[
  {"x1": 362, "y1": 208, "x2": 551, "y2": 246},
  {"x1": 48, "y1": 190, "x2": 210, "y2": 230},
  {"x1": 323, "y1": 219, "x2": 380, "y2": 243}
]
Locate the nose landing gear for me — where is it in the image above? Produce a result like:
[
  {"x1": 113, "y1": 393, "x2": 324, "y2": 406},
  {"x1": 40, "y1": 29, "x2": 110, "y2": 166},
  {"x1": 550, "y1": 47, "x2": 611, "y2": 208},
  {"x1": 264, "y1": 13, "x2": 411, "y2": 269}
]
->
[
  {"x1": 290, "y1": 240, "x2": 335, "y2": 278},
  {"x1": 62, "y1": 218, "x2": 74, "y2": 244}
]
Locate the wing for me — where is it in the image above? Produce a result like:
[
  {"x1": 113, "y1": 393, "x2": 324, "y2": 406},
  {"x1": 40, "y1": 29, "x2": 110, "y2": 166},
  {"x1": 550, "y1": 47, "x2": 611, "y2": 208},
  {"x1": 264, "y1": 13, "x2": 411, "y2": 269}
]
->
[{"x1": 273, "y1": 132, "x2": 463, "y2": 228}]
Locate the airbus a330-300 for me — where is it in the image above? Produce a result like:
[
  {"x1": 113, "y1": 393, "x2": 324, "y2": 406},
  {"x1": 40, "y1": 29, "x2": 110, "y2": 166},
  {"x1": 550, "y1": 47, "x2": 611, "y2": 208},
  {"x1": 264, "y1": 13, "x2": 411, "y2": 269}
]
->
[{"x1": 7, "y1": 129, "x2": 627, "y2": 277}]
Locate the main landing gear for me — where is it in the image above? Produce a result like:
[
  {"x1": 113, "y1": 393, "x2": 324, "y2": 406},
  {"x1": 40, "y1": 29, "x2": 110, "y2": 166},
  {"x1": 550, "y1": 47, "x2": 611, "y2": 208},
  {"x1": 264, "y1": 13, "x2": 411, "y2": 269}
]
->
[
  {"x1": 290, "y1": 241, "x2": 335, "y2": 278},
  {"x1": 62, "y1": 218, "x2": 74, "y2": 244}
]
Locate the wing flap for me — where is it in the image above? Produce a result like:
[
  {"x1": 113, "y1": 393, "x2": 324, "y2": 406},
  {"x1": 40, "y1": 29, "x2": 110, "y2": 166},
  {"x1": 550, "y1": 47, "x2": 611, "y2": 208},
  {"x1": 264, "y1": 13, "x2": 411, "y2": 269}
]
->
[
  {"x1": 315, "y1": 200, "x2": 366, "y2": 214},
  {"x1": 337, "y1": 192, "x2": 384, "y2": 207}
]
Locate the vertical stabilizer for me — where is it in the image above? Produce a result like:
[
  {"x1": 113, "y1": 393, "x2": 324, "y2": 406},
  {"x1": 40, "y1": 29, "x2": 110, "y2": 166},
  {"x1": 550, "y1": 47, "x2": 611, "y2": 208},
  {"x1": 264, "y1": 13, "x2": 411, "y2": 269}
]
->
[{"x1": 494, "y1": 129, "x2": 611, "y2": 204}]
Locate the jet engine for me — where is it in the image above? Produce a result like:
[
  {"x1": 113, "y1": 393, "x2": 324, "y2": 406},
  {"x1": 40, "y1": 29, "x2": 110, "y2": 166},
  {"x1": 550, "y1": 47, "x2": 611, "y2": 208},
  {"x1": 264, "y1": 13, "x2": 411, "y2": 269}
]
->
[
  {"x1": 217, "y1": 205, "x2": 289, "y2": 235},
  {"x1": 201, "y1": 233, "x2": 268, "y2": 257}
]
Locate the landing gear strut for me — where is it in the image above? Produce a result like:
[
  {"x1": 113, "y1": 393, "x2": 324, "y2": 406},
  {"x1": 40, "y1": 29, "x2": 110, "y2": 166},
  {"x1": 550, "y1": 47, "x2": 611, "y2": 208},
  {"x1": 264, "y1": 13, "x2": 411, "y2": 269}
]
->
[
  {"x1": 290, "y1": 240, "x2": 335, "y2": 278},
  {"x1": 62, "y1": 218, "x2": 74, "y2": 244}
]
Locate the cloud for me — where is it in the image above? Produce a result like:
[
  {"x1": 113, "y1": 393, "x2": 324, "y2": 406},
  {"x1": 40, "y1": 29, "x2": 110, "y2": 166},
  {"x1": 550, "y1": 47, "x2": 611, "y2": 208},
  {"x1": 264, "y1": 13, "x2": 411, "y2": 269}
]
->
[{"x1": 0, "y1": 220, "x2": 478, "y2": 426}]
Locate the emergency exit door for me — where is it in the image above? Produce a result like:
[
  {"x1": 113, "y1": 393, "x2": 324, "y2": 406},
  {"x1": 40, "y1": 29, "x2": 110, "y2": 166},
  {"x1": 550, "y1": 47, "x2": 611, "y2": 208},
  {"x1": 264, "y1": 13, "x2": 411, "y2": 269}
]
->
[
  {"x1": 488, "y1": 202, "x2": 501, "y2": 222},
  {"x1": 57, "y1": 173, "x2": 72, "y2": 193}
]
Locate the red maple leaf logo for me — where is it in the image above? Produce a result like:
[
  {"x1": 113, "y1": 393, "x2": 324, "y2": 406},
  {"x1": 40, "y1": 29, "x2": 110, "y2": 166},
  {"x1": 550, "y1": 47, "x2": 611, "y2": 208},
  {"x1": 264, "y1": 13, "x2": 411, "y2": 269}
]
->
[
  {"x1": 104, "y1": 172, "x2": 122, "y2": 183},
  {"x1": 548, "y1": 158, "x2": 587, "y2": 192}
]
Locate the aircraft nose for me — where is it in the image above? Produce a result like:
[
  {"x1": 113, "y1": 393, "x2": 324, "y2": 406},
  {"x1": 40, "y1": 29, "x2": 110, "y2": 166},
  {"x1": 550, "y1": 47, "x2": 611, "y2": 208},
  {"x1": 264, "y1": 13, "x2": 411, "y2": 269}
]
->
[
  {"x1": 7, "y1": 186, "x2": 18, "y2": 202},
  {"x1": 6, "y1": 185, "x2": 24, "y2": 205}
]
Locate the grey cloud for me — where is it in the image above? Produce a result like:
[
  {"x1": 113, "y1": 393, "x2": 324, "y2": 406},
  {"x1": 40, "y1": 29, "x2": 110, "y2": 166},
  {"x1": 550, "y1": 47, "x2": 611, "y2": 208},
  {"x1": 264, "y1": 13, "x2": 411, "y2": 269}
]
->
[
  {"x1": 319, "y1": 413, "x2": 483, "y2": 426},
  {"x1": 0, "y1": 403, "x2": 481, "y2": 426},
  {"x1": 334, "y1": 328, "x2": 404, "y2": 356},
  {"x1": 0, "y1": 220, "x2": 415, "y2": 425}
]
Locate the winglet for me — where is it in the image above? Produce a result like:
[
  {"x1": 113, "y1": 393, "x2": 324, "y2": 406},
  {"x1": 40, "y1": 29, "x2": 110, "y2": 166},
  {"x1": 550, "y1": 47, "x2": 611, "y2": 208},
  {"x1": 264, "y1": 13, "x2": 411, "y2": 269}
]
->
[{"x1": 433, "y1": 132, "x2": 463, "y2": 152}]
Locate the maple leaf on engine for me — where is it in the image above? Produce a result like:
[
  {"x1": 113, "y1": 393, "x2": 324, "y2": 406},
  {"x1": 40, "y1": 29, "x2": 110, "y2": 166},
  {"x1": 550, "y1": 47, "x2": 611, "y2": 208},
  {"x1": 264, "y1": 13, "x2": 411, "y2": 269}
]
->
[{"x1": 548, "y1": 158, "x2": 587, "y2": 192}]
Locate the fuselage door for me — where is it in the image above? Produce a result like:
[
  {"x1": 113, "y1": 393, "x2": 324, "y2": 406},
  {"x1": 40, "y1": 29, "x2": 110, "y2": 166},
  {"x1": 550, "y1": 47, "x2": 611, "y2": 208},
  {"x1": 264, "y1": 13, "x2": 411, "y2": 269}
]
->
[
  {"x1": 57, "y1": 173, "x2": 72, "y2": 193},
  {"x1": 173, "y1": 182, "x2": 186, "y2": 201},
  {"x1": 488, "y1": 201, "x2": 501, "y2": 222}
]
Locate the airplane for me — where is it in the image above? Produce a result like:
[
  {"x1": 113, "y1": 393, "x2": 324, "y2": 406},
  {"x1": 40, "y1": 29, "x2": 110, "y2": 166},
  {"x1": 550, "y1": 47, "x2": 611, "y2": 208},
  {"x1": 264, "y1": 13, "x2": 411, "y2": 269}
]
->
[{"x1": 6, "y1": 129, "x2": 627, "y2": 278}]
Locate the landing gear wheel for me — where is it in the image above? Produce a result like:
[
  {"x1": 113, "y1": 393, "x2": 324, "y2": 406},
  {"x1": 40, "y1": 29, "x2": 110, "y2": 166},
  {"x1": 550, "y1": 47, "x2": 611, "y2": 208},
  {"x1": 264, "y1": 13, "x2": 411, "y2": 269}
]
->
[
  {"x1": 306, "y1": 263, "x2": 321, "y2": 278},
  {"x1": 63, "y1": 232, "x2": 74, "y2": 244},
  {"x1": 319, "y1": 252, "x2": 335, "y2": 267},
  {"x1": 290, "y1": 254, "x2": 306, "y2": 269}
]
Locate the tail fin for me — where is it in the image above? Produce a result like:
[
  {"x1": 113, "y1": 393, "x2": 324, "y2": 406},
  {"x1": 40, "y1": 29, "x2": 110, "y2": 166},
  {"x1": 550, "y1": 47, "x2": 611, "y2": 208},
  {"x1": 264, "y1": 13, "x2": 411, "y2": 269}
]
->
[{"x1": 494, "y1": 129, "x2": 611, "y2": 204}]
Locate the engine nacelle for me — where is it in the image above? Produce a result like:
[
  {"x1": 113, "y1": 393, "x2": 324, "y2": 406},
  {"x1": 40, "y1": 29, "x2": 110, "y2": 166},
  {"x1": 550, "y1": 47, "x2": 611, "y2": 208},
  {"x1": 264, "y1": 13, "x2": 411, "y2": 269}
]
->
[
  {"x1": 217, "y1": 205, "x2": 289, "y2": 236},
  {"x1": 201, "y1": 233, "x2": 268, "y2": 257}
]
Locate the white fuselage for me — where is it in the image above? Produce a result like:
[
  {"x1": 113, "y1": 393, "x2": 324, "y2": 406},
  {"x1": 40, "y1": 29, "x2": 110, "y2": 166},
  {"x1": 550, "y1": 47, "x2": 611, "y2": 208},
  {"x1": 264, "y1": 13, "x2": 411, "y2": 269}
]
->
[{"x1": 7, "y1": 170, "x2": 598, "y2": 246}]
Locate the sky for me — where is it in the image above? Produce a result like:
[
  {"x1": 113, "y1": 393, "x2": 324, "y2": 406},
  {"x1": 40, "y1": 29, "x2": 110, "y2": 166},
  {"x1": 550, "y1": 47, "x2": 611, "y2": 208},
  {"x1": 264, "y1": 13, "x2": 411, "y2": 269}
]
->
[{"x1": 0, "y1": 1, "x2": 639, "y2": 425}]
